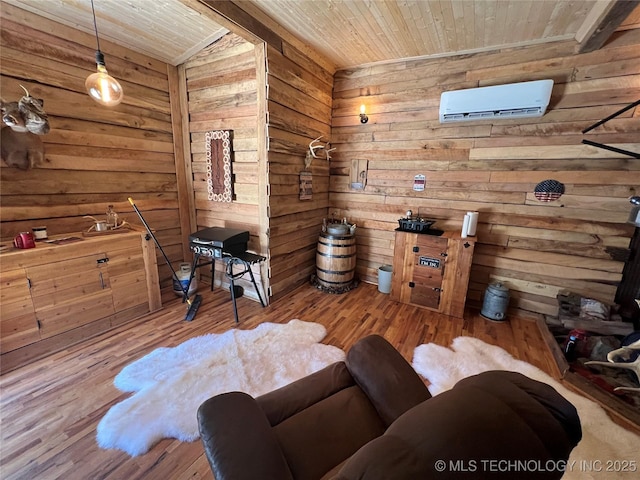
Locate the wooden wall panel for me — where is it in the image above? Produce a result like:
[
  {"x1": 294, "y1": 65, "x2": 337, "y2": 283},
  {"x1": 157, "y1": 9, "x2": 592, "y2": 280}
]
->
[
  {"x1": 331, "y1": 33, "x2": 640, "y2": 318},
  {"x1": 265, "y1": 43, "x2": 334, "y2": 300},
  {"x1": 184, "y1": 33, "x2": 259, "y2": 218},
  {"x1": 182, "y1": 33, "x2": 268, "y2": 298},
  {"x1": 0, "y1": 4, "x2": 177, "y2": 290}
]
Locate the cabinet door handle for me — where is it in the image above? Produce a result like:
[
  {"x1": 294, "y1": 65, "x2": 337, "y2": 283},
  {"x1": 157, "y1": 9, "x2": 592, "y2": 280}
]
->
[
  {"x1": 408, "y1": 281, "x2": 415, "y2": 288},
  {"x1": 412, "y1": 246, "x2": 419, "y2": 252},
  {"x1": 440, "y1": 252, "x2": 447, "y2": 257},
  {"x1": 97, "y1": 257, "x2": 109, "y2": 264},
  {"x1": 432, "y1": 287, "x2": 442, "y2": 292}
]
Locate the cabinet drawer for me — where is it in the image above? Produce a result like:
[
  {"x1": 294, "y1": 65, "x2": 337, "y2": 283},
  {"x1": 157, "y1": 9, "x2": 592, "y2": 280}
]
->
[
  {"x1": 413, "y1": 252, "x2": 445, "y2": 276},
  {"x1": 111, "y1": 271, "x2": 149, "y2": 311},
  {"x1": 37, "y1": 290, "x2": 115, "y2": 339},
  {"x1": 409, "y1": 283, "x2": 441, "y2": 309},
  {"x1": 27, "y1": 253, "x2": 110, "y2": 299},
  {"x1": 28, "y1": 253, "x2": 115, "y2": 336},
  {"x1": 28, "y1": 253, "x2": 111, "y2": 311},
  {"x1": 415, "y1": 235, "x2": 447, "y2": 250},
  {"x1": 409, "y1": 262, "x2": 443, "y2": 309}
]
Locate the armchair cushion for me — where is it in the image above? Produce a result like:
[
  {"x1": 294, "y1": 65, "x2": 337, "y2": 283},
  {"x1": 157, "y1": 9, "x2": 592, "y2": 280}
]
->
[
  {"x1": 271, "y1": 385, "x2": 384, "y2": 480},
  {"x1": 332, "y1": 435, "x2": 423, "y2": 480},
  {"x1": 335, "y1": 370, "x2": 582, "y2": 480}
]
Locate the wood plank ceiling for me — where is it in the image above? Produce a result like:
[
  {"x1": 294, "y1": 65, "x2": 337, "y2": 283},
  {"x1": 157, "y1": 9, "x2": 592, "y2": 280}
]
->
[
  {"x1": 243, "y1": 0, "x2": 600, "y2": 67},
  {"x1": 0, "y1": 0, "x2": 230, "y2": 66},
  {"x1": 2, "y1": 0, "x2": 638, "y2": 69}
]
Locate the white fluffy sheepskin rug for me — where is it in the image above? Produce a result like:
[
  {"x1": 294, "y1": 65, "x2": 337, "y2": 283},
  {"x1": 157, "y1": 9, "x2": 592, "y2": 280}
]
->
[
  {"x1": 97, "y1": 320, "x2": 345, "y2": 456},
  {"x1": 412, "y1": 336, "x2": 640, "y2": 480}
]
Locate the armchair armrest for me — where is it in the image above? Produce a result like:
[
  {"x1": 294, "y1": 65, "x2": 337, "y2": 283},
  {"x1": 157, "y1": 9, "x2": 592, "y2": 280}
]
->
[{"x1": 197, "y1": 391, "x2": 294, "y2": 480}]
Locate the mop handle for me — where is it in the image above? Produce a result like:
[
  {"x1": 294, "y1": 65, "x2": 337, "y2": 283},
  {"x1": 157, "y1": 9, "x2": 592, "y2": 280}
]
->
[{"x1": 128, "y1": 197, "x2": 182, "y2": 286}]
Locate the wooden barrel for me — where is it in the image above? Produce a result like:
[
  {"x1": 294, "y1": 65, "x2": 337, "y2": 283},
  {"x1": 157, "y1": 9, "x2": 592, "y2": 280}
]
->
[{"x1": 316, "y1": 232, "x2": 356, "y2": 290}]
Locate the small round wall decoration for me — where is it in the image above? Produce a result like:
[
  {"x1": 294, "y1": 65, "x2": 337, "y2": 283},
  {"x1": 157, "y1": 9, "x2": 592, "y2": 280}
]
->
[{"x1": 534, "y1": 179, "x2": 565, "y2": 202}]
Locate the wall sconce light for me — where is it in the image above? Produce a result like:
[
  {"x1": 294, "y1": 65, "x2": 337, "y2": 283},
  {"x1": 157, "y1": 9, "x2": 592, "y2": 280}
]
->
[
  {"x1": 85, "y1": 0, "x2": 123, "y2": 107},
  {"x1": 359, "y1": 104, "x2": 368, "y2": 124}
]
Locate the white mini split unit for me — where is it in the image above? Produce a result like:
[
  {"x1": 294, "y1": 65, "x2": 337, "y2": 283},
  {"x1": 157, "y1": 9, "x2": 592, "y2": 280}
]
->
[{"x1": 439, "y1": 79, "x2": 554, "y2": 123}]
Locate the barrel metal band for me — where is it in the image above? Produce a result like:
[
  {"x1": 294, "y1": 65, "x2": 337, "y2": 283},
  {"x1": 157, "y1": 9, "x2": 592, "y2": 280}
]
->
[
  {"x1": 316, "y1": 267, "x2": 352, "y2": 275},
  {"x1": 317, "y1": 251, "x2": 355, "y2": 259},
  {"x1": 317, "y1": 276, "x2": 351, "y2": 284},
  {"x1": 318, "y1": 240, "x2": 352, "y2": 246}
]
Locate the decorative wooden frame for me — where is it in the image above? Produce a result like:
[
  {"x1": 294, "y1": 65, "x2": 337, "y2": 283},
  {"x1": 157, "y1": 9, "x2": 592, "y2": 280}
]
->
[
  {"x1": 299, "y1": 171, "x2": 312, "y2": 200},
  {"x1": 205, "y1": 130, "x2": 233, "y2": 202}
]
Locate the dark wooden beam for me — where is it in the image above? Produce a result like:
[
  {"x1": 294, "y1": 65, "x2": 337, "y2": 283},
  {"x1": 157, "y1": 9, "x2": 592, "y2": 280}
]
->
[
  {"x1": 578, "y1": 0, "x2": 638, "y2": 53},
  {"x1": 200, "y1": 0, "x2": 283, "y2": 52}
]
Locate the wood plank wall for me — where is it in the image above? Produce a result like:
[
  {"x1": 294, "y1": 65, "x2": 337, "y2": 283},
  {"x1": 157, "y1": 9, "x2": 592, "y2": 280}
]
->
[
  {"x1": 330, "y1": 30, "x2": 640, "y2": 318},
  {"x1": 182, "y1": 1, "x2": 337, "y2": 301},
  {"x1": 0, "y1": 5, "x2": 179, "y2": 291},
  {"x1": 265, "y1": 43, "x2": 334, "y2": 299},
  {"x1": 0, "y1": 1, "x2": 338, "y2": 305},
  {"x1": 182, "y1": 33, "x2": 269, "y2": 297}
]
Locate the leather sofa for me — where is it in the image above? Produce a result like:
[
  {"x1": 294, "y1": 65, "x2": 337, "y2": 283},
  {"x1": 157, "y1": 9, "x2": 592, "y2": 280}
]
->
[{"x1": 198, "y1": 334, "x2": 581, "y2": 480}]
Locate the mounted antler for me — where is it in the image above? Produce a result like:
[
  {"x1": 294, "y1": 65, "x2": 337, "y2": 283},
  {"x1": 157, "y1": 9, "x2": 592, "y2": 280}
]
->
[
  {"x1": 324, "y1": 143, "x2": 336, "y2": 161},
  {"x1": 304, "y1": 136, "x2": 336, "y2": 169}
]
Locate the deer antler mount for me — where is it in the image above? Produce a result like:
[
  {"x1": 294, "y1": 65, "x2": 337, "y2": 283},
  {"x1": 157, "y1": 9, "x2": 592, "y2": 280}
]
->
[{"x1": 304, "y1": 136, "x2": 336, "y2": 170}]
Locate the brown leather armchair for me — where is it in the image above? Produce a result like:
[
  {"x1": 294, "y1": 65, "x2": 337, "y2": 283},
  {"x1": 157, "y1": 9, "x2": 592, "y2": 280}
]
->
[{"x1": 197, "y1": 335, "x2": 581, "y2": 480}]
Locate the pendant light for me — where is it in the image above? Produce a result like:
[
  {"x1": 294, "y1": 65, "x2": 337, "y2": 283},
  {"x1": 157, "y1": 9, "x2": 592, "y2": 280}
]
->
[{"x1": 85, "y1": 0, "x2": 123, "y2": 106}]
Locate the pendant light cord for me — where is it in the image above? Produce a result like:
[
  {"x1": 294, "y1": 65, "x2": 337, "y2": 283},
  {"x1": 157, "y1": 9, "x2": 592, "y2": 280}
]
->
[{"x1": 90, "y1": 0, "x2": 101, "y2": 52}]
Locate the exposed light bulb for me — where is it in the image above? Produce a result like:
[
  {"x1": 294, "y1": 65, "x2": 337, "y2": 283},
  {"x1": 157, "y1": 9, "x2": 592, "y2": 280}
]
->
[
  {"x1": 86, "y1": 57, "x2": 123, "y2": 107},
  {"x1": 86, "y1": 0, "x2": 123, "y2": 108},
  {"x1": 360, "y1": 104, "x2": 366, "y2": 115}
]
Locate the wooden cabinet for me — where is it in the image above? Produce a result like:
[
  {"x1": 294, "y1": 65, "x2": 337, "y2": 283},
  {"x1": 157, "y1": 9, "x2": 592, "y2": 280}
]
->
[
  {"x1": 0, "y1": 230, "x2": 161, "y2": 373},
  {"x1": 27, "y1": 252, "x2": 115, "y2": 339},
  {"x1": 1, "y1": 268, "x2": 39, "y2": 352},
  {"x1": 391, "y1": 230, "x2": 475, "y2": 318}
]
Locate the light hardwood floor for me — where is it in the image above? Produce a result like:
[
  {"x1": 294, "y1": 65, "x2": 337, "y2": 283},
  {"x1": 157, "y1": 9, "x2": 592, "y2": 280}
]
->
[{"x1": 1, "y1": 282, "x2": 560, "y2": 480}]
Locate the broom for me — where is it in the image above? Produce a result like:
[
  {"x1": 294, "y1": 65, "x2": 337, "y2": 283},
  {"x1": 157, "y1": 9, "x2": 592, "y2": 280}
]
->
[{"x1": 128, "y1": 197, "x2": 202, "y2": 321}]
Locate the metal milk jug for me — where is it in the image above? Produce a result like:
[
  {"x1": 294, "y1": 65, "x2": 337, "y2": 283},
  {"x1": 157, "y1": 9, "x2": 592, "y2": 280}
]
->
[{"x1": 481, "y1": 282, "x2": 510, "y2": 321}]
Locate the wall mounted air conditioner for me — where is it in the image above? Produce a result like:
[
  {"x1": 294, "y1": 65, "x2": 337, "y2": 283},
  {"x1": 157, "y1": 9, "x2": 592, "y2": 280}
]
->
[{"x1": 439, "y1": 79, "x2": 554, "y2": 123}]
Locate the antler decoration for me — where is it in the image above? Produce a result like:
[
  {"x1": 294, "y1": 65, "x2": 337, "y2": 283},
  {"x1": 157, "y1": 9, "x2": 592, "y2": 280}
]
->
[{"x1": 304, "y1": 136, "x2": 336, "y2": 169}]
